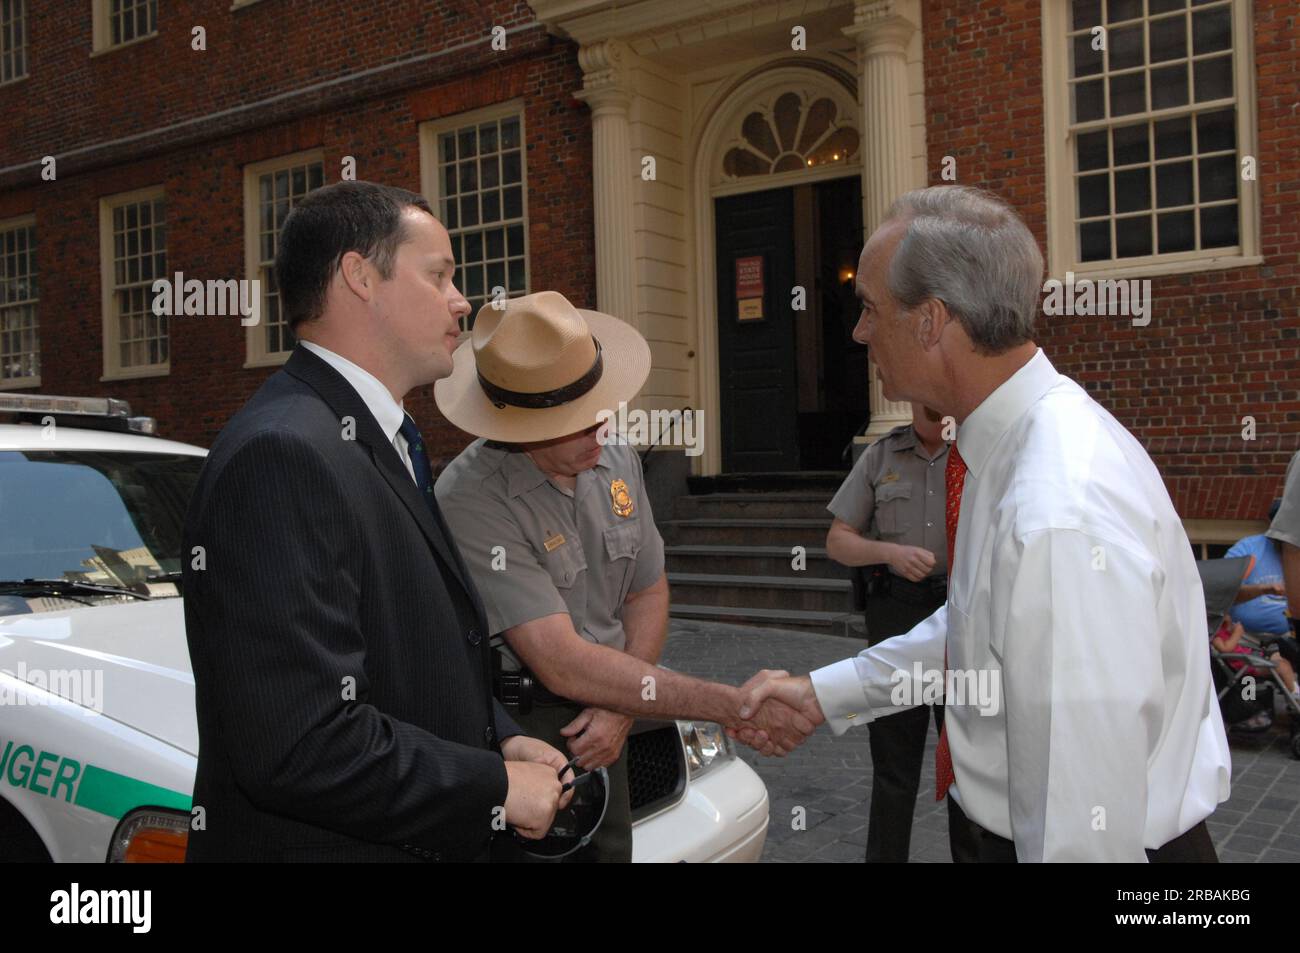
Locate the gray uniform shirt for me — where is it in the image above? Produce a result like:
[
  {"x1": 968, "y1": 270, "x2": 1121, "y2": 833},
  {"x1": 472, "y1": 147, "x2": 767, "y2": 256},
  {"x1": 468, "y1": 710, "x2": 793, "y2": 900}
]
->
[
  {"x1": 827, "y1": 423, "x2": 950, "y2": 577},
  {"x1": 1267, "y1": 449, "x2": 1300, "y2": 548},
  {"x1": 435, "y1": 439, "x2": 666, "y2": 670}
]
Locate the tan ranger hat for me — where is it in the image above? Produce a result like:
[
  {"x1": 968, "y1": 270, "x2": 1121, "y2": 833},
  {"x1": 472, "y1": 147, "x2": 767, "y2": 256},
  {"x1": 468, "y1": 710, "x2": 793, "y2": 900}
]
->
[{"x1": 434, "y1": 290, "x2": 651, "y2": 443}]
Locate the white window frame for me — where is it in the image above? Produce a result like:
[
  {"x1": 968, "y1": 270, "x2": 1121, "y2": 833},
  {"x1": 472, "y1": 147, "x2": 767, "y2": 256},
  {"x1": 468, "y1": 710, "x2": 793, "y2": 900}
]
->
[
  {"x1": 419, "y1": 99, "x2": 531, "y2": 329},
  {"x1": 1042, "y1": 0, "x2": 1261, "y2": 279},
  {"x1": 91, "y1": 0, "x2": 158, "y2": 55},
  {"x1": 0, "y1": 0, "x2": 27, "y2": 86},
  {"x1": 1185, "y1": 518, "x2": 1266, "y2": 560},
  {"x1": 242, "y1": 149, "x2": 325, "y2": 368},
  {"x1": 99, "y1": 186, "x2": 168, "y2": 381},
  {"x1": 0, "y1": 213, "x2": 38, "y2": 390}
]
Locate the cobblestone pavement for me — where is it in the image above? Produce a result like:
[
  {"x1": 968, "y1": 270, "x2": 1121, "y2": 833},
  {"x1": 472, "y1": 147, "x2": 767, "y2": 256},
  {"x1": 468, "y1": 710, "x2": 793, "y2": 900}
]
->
[{"x1": 660, "y1": 619, "x2": 1300, "y2": 863}]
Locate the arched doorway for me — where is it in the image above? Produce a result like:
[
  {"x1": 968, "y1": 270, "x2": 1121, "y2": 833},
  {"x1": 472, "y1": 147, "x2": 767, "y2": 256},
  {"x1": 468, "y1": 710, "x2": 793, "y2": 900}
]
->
[{"x1": 692, "y1": 66, "x2": 869, "y2": 474}]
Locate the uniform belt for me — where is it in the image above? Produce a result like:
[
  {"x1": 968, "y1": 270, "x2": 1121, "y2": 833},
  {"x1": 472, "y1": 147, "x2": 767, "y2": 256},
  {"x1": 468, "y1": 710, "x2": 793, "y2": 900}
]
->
[
  {"x1": 879, "y1": 571, "x2": 947, "y2": 604},
  {"x1": 491, "y1": 652, "x2": 571, "y2": 713}
]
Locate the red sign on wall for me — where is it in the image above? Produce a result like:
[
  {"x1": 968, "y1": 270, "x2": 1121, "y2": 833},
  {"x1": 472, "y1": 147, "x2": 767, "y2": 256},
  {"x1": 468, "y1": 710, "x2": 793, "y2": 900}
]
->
[{"x1": 735, "y1": 255, "x2": 764, "y2": 321}]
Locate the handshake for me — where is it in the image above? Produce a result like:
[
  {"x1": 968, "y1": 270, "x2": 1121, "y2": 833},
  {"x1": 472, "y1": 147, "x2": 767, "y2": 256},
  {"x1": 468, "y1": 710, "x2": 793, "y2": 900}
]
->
[
  {"x1": 499, "y1": 669, "x2": 828, "y2": 843},
  {"x1": 724, "y1": 670, "x2": 827, "y2": 757}
]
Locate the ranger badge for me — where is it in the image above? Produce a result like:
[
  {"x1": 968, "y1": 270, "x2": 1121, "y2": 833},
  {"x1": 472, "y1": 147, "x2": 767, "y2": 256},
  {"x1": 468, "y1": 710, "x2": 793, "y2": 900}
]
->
[{"x1": 610, "y1": 478, "x2": 634, "y2": 517}]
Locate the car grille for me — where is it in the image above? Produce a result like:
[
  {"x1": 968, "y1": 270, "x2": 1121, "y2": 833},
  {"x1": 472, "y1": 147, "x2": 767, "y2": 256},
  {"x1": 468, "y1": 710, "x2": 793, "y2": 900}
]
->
[{"x1": 627, "y1": 724, "x2": 686, "y2": 821}]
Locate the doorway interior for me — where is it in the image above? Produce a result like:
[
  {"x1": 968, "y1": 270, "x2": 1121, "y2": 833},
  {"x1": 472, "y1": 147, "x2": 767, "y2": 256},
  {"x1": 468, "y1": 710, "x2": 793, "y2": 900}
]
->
[{"x1": 714, "y1": 175, "x2": 868, "y2": 474}]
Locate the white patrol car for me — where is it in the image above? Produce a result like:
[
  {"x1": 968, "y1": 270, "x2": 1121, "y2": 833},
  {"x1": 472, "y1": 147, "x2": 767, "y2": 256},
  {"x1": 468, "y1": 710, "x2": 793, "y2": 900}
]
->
[{"x1": 0, "y1": 394, "x2": 768, "y2": 863}]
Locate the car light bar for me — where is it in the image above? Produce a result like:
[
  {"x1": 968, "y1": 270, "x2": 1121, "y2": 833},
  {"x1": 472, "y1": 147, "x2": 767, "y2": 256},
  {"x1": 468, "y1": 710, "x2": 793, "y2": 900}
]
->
[
  {"x1": 0, "y1": 394, "x2": 132, "y2": 417},
  {"x1": 0, "y1": 394, "x2": 157, "y2": 435}
]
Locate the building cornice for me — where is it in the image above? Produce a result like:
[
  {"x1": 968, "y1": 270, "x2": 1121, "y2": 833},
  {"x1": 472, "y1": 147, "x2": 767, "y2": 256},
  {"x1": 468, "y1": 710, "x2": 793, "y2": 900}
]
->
[
  {"x1": 529, "y1": 0, "x2": 852, "y2": 49},
  {"x1": 0, "y1": 24, "x2": 552, "y2": 191}
]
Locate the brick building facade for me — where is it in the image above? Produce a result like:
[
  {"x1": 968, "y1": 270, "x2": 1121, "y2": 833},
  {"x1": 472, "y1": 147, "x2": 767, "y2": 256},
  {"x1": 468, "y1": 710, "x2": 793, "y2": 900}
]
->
[
  {"x1": 1, "y1": 0, "x2": 1297, "y2": 546},
  {"x1": 924, "y1": 0, "x2": 1298, "y2": 531},
  {"x1": 0, "y1": 0, "x2": 595, "y2": 463}
]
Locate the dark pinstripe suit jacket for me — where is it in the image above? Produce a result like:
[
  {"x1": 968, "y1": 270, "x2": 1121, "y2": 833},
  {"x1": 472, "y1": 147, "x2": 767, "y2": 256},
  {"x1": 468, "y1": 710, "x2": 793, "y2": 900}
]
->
[{"x1": 182, "y1": 345, "x2": 520, "y2": 862}]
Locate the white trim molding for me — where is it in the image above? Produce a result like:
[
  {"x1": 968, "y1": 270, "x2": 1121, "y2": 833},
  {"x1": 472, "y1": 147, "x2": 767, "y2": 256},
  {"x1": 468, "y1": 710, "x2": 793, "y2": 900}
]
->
[{"x1": 691, "y1": 63, "x2": 866, "y2": 475}]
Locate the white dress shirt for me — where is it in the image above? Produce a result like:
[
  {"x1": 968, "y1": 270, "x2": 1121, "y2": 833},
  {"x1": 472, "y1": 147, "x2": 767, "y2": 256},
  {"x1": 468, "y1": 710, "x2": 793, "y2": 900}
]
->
[
  {"x1": 299, "y1": 340, "x2": 417, "y2": 483},
  {"x1": 811, "y1": 348, "x2": 1231, "y2": 861}
]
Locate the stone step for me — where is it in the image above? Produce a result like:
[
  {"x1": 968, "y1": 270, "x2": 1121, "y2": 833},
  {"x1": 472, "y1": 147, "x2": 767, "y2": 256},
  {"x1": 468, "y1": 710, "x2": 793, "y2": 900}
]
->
[
  {"x1": 659, "y1": 517, "x2": 832, "y2": 547},
  {"x1": 673, "y1": 492, "x2": 833, "y2": 521},
  {"x1": 664, "y1": 543, "x2": 849, "y2": 579},
  {"x1": 669, "y1": 603, "x2": 862, "y2": 636},
  {"x1": 667, "y1": 571, "x2": 852, "y2": 614}
]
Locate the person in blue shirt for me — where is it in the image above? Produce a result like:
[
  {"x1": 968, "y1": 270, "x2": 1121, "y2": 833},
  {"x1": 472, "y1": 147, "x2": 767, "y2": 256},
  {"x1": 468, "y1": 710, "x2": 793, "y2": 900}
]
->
[
  {"x1": 1223, "y1": 502, "x2": 1298, "y2": 718},
  {"x1": 1226, "y1": 509, "x2": 1291, "y2": 635}
]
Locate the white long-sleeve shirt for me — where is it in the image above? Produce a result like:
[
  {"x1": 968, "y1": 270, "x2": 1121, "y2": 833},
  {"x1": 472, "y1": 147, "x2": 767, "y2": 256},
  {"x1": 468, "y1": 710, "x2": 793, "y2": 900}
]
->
[{"x1": 811, "y1": 348, "x2": 1231, "y2": 861}]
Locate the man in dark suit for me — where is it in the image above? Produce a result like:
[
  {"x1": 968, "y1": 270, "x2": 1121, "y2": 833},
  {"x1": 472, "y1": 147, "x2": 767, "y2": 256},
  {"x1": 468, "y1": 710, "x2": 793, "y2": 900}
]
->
[{"x1": 182, "y1": 180, "x2": 570, "y2": 862}]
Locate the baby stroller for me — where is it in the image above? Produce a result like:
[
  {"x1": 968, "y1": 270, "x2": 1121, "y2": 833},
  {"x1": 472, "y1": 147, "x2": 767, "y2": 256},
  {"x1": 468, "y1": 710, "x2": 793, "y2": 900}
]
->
[{"x1": 1200, "y1": 556, "x2": 1300, "y2": 759}]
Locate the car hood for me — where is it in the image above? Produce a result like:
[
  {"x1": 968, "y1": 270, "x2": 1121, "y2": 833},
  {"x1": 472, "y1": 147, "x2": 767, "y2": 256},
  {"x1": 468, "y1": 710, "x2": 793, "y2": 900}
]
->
[{"x1": 0, "y1": 598, "x2": 196, "y2": 755}]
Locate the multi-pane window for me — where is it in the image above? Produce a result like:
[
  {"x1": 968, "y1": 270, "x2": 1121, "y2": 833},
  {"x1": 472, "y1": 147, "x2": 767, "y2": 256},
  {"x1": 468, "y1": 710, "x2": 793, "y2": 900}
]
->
[
  {"x1": 1066, "y1": 0, "x2": 1242, "y2": 263},
  {"x1": 435, "y1": 113, "x2": 528, "y2": 327},
  {"x1": 109, "y1": 0, "x2": 155, "y2": 47},
  {"x1": 0, "y1": 0, "x2": 26, "y2": 83},
  {"x1": 0, "y1": 221, "x2": 37, "y2": 383},
  {"x1": 108, "y1": 196, "x2": 167, "y2": 370},
  {"x1": 252, "y1": 159, "x2": 324, "y2": 356}
]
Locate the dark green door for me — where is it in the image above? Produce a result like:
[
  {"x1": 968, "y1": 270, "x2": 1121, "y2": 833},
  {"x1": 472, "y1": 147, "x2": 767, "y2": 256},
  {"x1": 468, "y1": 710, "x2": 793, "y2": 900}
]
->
[{"x1": 715, "y1": 187, "x2": 798, "y2": 473}]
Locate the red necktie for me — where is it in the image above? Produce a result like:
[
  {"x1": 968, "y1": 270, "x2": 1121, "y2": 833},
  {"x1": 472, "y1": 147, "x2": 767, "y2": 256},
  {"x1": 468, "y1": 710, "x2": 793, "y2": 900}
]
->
[{"x1": 935, "y1": 442, "x2": 966, "y2": 801}]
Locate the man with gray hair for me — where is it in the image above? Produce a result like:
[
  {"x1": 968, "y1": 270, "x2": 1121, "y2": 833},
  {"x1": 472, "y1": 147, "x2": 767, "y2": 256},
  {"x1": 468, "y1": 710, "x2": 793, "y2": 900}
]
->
[{"x1": 737, "y1": 185, "x2": 1231, "y2": 862}]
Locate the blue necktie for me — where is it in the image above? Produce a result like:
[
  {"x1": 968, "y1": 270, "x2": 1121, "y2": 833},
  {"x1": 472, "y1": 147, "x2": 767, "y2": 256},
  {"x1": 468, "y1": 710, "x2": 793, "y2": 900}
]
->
[
  {"x1": 398, "y1": 414, "x2": 436, "y2": 514},
  {"x1": 399, "y1": 413, "x2": 474, "y2": 590}
]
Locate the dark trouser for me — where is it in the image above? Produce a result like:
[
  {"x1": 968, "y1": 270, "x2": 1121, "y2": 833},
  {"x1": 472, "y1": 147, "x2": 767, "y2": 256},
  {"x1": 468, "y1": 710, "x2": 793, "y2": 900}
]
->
[
  {"x1": 862, "y1": 573, "x2": 947, "y2": 863},
  {"x1": 946, "y1": 796, "x2": 1219, "y2": 863},
  {"x1": 503, "y1": 698, "x2": 632, "y2": 863},
  {"x1": 867, "y1": 702, "x2": 944, "y2": 862}
]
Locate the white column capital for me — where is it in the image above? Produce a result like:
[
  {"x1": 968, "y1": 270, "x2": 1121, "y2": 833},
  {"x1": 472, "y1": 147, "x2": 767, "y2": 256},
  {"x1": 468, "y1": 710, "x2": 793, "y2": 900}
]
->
[
  {"x1": 575, "y1": 40, "x2": 632, "y2": 114},
  {"x1": 842, "y1": 1, "x2": 918, "y2": 58}
]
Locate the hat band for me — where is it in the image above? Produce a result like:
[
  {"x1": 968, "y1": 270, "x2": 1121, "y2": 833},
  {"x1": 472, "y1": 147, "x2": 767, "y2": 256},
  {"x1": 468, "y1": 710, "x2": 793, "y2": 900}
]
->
[{"x1": 478, "y1": 337, "x2": 604, "y2": 410}]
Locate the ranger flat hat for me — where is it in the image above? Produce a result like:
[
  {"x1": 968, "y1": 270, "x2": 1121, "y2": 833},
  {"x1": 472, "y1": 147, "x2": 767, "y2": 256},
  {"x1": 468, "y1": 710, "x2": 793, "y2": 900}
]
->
[{"x1": 434, "y1": 290, "x2": 651, "y2": 443}]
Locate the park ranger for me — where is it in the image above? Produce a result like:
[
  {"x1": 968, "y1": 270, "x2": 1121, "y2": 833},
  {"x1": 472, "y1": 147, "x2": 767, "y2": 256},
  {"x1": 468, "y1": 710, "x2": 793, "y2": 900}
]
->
[
  {"x1": 825, "y1": 402, "x2": 951, "y2": 863},
  {"x1": 434, "y1": 291, "x2": 811, "y2": 862}
]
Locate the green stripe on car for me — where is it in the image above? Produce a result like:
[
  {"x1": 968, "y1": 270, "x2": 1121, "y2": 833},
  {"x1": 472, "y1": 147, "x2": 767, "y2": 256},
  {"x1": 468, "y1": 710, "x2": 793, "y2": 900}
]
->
[
  {"x1": 73, "y1": 764, "x2": 191, "y2": 819},
  {"x1": 2, "y1": 737, "x2": 190, "y2": 820}
]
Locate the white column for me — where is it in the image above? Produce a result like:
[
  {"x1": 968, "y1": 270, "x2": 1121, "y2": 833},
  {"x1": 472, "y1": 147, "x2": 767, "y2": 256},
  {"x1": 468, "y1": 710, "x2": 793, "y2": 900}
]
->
[
  {"x1": 575, "y1": 40, "x2": 639, "y2": 335},
  {"x1": 845, "y1": 0, "x2": 919, "y2": 441}
]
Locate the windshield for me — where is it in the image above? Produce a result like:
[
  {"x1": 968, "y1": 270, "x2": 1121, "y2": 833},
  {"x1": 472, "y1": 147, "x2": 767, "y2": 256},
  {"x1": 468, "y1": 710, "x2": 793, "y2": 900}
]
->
[{"x1": 0, "y1": 450, "x2": 204, "y2": 591}]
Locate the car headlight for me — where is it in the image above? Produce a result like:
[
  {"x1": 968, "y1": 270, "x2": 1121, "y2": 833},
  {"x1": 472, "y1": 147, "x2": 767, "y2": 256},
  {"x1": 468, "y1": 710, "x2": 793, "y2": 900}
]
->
[
  {"x1": 107, "y1": 808, "x2": 190, "y2": 862},
  {"x1": 679, "y1": 721, "x2": 734, "y2": 780}
]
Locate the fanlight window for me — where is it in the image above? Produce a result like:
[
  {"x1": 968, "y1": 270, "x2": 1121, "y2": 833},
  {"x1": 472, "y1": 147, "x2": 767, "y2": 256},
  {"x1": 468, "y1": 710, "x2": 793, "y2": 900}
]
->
[{"x1": 722, "y1": 91, "x2": 860, "y2": 179}]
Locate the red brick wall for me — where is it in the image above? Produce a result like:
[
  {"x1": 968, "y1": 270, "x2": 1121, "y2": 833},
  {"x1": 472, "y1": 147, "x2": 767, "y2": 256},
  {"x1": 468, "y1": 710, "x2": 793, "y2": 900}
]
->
[
  {"x1": 8, "y1": 1, "x2": 1296, "y2": 521},
  {"x1": 920, "y1": 0, "x2": 1300, "y2": 522},
  {"x1": 0, "y1": 0, "x2": 542, "y2": 175},
  {"x1": 0, "y1": 1, "x2": 594, "y2": 465}
]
